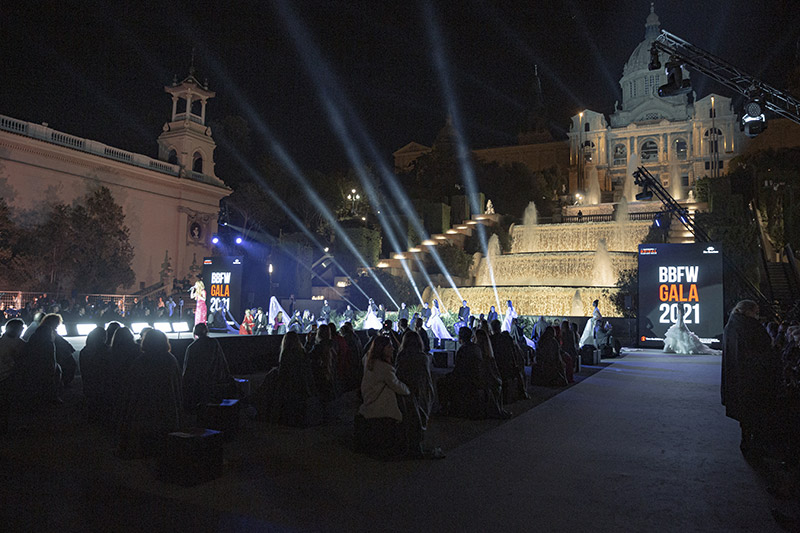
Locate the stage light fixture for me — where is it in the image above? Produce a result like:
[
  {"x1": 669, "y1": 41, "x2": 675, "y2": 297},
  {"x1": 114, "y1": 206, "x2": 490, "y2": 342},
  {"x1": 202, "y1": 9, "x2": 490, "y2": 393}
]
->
[
  {"x1": 172, "y1": 322, "x2": 191, "y2": 333},
  {"x1": 76, "y1": 323, "x2": 97, "y2": 336},
  {"x1": 235, "y1": 236, "x2": 243, "y2": 244},
  {"x1": 57, "y1": 324, "x2": 67, "y2": 336},
  {"x1": 211, "y1": 235, "x2": 220, "y2": 244},
  {"x1": 636, "y1": 189, "x2": 654, "y2": 201},
  {"x1": 740, "y1": 95, "x2": 767, "y2": 138},
  {"x1": 130, "y1": 322, "x2": 149, "y2": 334},
  {"x1": 654, "y1": 217, "x2": 661, "y2": 227},
  {"x1": 658, "y1": 56, "x2": 691, "y2": 97},
  {"x1": 154, "y1": 322, "x2": 172, "y2": 333}
]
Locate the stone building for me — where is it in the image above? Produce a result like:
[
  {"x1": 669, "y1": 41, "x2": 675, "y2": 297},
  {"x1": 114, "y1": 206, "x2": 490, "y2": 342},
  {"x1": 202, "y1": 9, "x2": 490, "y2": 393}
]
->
[
  {"x1": 0, "y1": 69, "x2": 229, "y2": 291},
  {"x1": 568, "y1": 5, "x2": 747, "y2": 200}
]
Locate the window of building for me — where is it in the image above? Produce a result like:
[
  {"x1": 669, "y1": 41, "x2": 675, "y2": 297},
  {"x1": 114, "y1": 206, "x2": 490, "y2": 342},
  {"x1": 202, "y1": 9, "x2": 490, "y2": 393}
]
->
[
  {"x1": 644, "y1": 75, "x2": 650, "y2": 95},
  {"x1": 709, "y1": 107, "x2": 716, "y2": 118},
  {"x1": 583, "y1": 140, "x2": 595, "y2": 162},
  {"x1": 192, "y1": 152, "x2": 203, "y2": 173},
  {"x1": 705, "y1": 161, "x2": 710, "y2": 170},
  {"x1": 719, "y1": 160, "x2": 723, "y2": 170},
  {"x1": 167, "y1": 149, "x2": 178, "y2": 165},
  {"x1": 640, "y1": 140, "x2": 658, "y2": 161},
  {"x1": 674, "y1": 139, "x2": 688, "y2": 160},
  {"x1": 613, "y1": 144, "x2": 627, "y2": 166},
  {"x1": 704, "y1": 128, "x2": 722, "y2": 154},
  {"x1": 681, "y1": 175, "x2": 689, "y2": 186},
  {"x1": 584, "y1": 122, "x2": 590, "y2": 132}
]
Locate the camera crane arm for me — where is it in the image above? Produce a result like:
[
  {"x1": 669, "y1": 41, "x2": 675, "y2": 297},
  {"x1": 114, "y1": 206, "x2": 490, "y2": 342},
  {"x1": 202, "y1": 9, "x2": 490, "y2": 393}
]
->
[{"x1": 649, "y1": 30, "x2": 800, "y2": 125}]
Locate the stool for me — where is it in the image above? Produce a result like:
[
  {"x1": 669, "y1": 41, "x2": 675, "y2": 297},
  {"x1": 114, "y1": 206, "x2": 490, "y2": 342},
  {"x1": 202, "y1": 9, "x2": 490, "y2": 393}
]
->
[
  {"x1": 159, "y1": 428, "x2": 223, "y2": 486},
  {"x1": 199, "y1": 399, "x2": 240, "y2": 440}
]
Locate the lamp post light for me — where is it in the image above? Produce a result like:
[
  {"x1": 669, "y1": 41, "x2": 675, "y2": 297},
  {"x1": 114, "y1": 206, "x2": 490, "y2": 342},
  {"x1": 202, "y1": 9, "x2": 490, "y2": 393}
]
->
[
  {"x1": 346, "y1": 188, "x2": 361, "y2": 215},
  {"x1": 578, "y1": 111, "x2": 584, "y2": 192}
]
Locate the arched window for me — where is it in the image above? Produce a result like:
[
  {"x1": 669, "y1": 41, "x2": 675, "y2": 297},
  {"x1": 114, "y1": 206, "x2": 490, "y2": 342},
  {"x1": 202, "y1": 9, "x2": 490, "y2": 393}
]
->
[
  {"x1": 192, "y1": 151, "x2": 203, "y2": 173},
  {"x1": 167, "y1": 149, "x2": 178, "y2": 165},
  {"x1": 674, "y1": 139, "x2": 688, "y2": 160},
  {"x1": 583, "y1": 140, "x2": 595, "y2": 162},
  {"x1": 640, "y1": 140, "x2": 658, "y2": 161},
  {"x1": 704, "y1": 128, "x2": 722, "y2": 154},
  {"x1": 613, "y1": 144, "x2": 627, "y2": 166},
  {"x1": 584, "y1": 122, "x2": 590, "y2": 132}
]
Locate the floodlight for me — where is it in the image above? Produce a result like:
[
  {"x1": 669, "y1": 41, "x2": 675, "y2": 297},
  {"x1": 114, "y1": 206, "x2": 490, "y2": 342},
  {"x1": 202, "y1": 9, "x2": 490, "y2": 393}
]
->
[
  {"x1": 154, "y1": 322, "x2": 172, "y2": 333},
  {"x1": 57, "y1": 324, "x2": 67, "y2": 336},
  {"x1": 740, "y1": 96, "x2": 767, "y2": 137},
  {"x1": 130, "y1": 322, "x2": 149, "y2": 334},
  {"x1": 76, "y1": 323, "x2": 97, "y2": 336},
  {"x1": 211, "y1": 235, "x2": 220, "y2": 244},
  {"x1": 235, "y1": 236, "x2": 243, "y2": 244},
  {"x1": 658, "y1": 56, "x2": 691, "y2": 97},
  {"x1": 172, "y1": 322, "x2": 191, "y2": 333}
]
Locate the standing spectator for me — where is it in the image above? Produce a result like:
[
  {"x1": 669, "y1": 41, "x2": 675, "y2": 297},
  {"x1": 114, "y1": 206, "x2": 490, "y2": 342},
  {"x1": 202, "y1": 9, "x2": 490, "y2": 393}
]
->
[
  {"x1": 722, "y1": 300, "x2": 777, "y2": 457},
  {"x1": 80, "y1": 327, "x2": 111, "y2": 424},
  {"x1": 0, "y1": 319, "x2": 26, "y2": 433},
  {"x1": 270, "y1": 331, "x2": 318, "y2": 426}
]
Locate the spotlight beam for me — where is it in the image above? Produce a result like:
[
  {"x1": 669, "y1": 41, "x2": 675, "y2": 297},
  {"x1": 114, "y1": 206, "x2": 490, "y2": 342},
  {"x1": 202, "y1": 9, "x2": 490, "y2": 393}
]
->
[
  {"x1": 221, "y1": 223, "x2": 362, "y2": 311},
  {"x1": 274, "y1": 0, "x2": 452, "y2": 305},
  {"x1": 423, "y1": 2, "x2": 501, "y2": 312},
  {"x1": 195, "y1": 49, "x2": 399, "y2": 309}
]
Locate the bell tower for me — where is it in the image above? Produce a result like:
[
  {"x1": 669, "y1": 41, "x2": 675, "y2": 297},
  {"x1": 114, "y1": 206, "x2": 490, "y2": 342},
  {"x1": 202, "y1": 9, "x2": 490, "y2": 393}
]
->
[{"x1": 157, "y1": 62, "x2": 220, "y2": 183}]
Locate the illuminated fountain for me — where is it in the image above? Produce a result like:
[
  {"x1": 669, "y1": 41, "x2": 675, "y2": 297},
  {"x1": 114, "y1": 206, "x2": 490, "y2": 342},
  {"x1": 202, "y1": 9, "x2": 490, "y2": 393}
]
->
[
  {"x1": 591, "y1": 239, "x2": 616, "y2": 286},
  {"x1": 523, "y1": 201, "x2": 538, "y2": 226},
  {"x1": 624, "y1": 153, "x2": 640, "y2": 202},
  {"x1": 669, "y1": 159, "x2": 683, "y2": 201},
  {"x1": 586, "y1": 166, "x2": 601, "y2": 205},
  {"x1": 571, "y1": 290, "x2": 584, "y2": 316}
]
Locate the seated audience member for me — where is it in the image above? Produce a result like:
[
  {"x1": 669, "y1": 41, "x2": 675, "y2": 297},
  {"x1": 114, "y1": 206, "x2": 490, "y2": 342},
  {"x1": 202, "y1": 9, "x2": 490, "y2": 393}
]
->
[
  {"x1": 414, "y1": 318, "x2": 430, "y2": 353},
  {"x1": 116, "y1": 329, "x2": 182, "y2": 459},
  {"x1": 21, "y1": 312, "x2": 44, "y2": 341},
  {"x1": 17, "y1": 313, "x2": 63, "y2": 404},
  {"x1": 329, "y1": 322, "x2": 351, "y2": 394},
  {"x1": 531, "y1": 326, "x2": 568, "y2": 387},
  {"x1": 182, "y1": 323, "x2": 234, "y2": 413},
  {"x1": 339, "y1": 322, "x2": 363, "y2": 392},
  {"x1": 561, "y1": 319, "x2": 579, "y2": 374},
  {"x1": 0, "y1": 319, "x2": 26, "y2": 433},
  {"x1": 308, "y1": 325, "x2": 337, "y2": 401},
  {"x1": 437, "y1": 327, "x2": 484, "y2": 419},
  {"x1": 595, "y1": 321, "x2": 621, "y2": 358},
  {"x1": 80, "y1": 326, "x2": 111, "y2": 424},
  {"x1": 108, "y1": 327, "x2": 140, "y2": 417},
  {"x1": 270, "y1": 331, "x2": 318, "y2": 426},
  {"x1": 40, "y1": 314, "x2": 77, "y2": 388},
  {"x1": 106, "y1": 321, "x2": 123, "y2": 349},
  {"x1": 397, "y1": 318, "x2": 410, "y2": 335},
  {"x1": 490, "y1": 319, "x2": 529, "y2": 402},
  {"x1": 354, "y1": 336, "x2": 410, "y2": 457},
  {"x1": 395, "y1": 331, "x2": 442, "y2": 458},
  {"x1": 474, "y1": 329, "x2": 511, "y2": 419}
]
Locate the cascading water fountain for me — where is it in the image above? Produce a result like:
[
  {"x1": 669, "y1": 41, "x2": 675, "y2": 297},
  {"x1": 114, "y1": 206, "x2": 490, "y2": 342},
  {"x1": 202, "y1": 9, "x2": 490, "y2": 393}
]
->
[
  {"x1": 523, "y1": 201, "x2": 538, "y2": 226},
  {"x1": 571, "y1": 289, "x2": 583, "y2": 316},
  {"x1": 624, "y1": 153, "x2": 640, "y2": 202},
  {"x1": 487, "y1": 233, "x2": 500, "y2": 257},
  {"x1": 591, "y1": 238, "x2": 616, "y2": 286},
  {"x1": 586, "y1": 166, "x2": 601, "y2": 205}
]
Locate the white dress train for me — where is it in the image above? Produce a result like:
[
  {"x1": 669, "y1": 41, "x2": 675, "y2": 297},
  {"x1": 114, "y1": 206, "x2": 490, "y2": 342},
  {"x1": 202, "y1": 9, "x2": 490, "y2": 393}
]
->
[
  {"x1": 663, "y1": 309, "x2": 720, "y2": 355},
  {"x1": 426, "y1": 306, "x2": 453, "y2": 340},
  {"x1": 363, "y1": 306, "x2": 384, "y2": 330}
]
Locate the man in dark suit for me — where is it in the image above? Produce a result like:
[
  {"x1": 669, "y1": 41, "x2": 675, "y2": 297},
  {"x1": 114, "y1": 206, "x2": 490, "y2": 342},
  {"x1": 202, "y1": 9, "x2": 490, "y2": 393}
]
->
[
  {"x1": 253, "y1": 307, "x2": 268, "y2": 335},
  {"x1": 421, "y1": 302, "x2": 431, "y2": 326},
  {"x1": 398, "y1": 302, "x2": 409, "y2": 323},
  {"x1": 458, "y1": 300, "x2": 470, "y2": 324}
]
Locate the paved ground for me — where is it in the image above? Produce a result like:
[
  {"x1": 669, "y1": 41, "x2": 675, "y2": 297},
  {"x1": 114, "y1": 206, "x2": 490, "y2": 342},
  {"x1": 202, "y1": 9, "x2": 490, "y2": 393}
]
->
[{"x1": 0, "y1": 349, "x2": 783, "y2": 532}]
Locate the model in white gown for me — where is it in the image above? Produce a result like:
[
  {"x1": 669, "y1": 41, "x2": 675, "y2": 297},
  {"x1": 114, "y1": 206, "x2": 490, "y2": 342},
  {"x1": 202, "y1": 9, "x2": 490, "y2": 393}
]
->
[
  {"x1": 663, "y1": 306, "x2": 720, "y2": 355},
  {"x1": 501, "y1": 300, "x2": 517, "y2": 332},
  {"x1": 426, "y1": 300, "x2": 453, "y2": 340},
  {"x1": 579, "y1": 301, "x2": 601, "y2": 347},
  {"x1": 363, "y1": 299, "x2": 384, "y2": 330}
]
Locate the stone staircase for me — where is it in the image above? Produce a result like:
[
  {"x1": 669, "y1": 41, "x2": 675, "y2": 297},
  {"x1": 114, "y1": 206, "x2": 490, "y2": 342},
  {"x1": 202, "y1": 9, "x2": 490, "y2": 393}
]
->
[
  {"x1": 765, "y1": 261, "x2": 800, "y2": 312},
  {"x1": 375, "y1": 213, "x2": 501, "y2": 277}
]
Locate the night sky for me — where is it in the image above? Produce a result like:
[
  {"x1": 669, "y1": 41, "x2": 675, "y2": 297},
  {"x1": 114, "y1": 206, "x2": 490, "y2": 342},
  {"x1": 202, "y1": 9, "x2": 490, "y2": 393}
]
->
[{"x1": 2, "y1": 1, "x2": 798, "y2": 174}]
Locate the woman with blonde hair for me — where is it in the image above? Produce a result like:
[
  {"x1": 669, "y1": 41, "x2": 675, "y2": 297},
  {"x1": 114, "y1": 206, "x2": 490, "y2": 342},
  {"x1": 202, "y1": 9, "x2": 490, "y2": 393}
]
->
[{"x1": 190, "y1": 280, "x2": 207, "y2": 325}]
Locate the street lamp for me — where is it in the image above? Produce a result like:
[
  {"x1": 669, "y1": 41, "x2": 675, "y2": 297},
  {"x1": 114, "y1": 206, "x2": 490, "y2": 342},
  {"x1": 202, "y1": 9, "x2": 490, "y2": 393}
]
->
[{"x1": 347, "y1": 188, "x2": 361, "y2": 214}]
